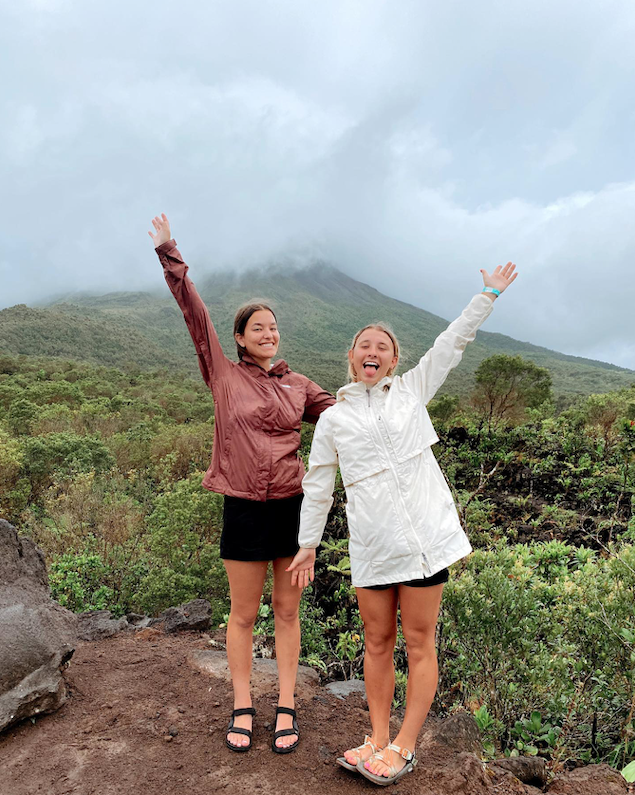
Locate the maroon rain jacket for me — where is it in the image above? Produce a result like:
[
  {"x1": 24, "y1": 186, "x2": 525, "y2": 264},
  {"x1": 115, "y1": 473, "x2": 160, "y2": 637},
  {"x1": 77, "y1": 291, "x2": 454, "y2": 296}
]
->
[{"x1": 156, "y1": 240, "x2": 335, "y2": 501}]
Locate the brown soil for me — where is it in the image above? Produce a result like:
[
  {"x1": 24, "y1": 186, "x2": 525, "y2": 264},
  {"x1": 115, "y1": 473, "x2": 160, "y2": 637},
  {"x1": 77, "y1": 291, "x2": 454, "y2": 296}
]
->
[{"x1": 0, "y1": 631, "x2": 611, "y2": 795}]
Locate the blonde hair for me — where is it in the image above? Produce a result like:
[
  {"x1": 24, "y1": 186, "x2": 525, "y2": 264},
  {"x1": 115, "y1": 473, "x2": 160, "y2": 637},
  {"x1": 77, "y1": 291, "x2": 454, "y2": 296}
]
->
[{"x1": 348, "y1": 323, "x2": 400, "y2": 382}]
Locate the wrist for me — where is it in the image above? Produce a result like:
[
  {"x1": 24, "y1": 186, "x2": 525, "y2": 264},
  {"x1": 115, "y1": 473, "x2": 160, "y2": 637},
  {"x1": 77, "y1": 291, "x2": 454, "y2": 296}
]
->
[{"x1": 482, "y1": 287, "x2": 500, "y2": 301}]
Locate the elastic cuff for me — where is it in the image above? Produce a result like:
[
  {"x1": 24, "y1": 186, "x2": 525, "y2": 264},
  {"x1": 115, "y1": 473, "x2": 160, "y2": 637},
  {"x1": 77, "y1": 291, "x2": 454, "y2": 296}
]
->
[{"x1": 155, "y1": 239, "x2": 177, "y2": 254}]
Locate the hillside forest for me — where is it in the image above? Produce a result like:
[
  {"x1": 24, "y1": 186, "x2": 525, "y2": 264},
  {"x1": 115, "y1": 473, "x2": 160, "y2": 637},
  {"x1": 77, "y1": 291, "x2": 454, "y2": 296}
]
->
[{"x1": 1, "y1": 343, "x2": 634, "y2": 774}]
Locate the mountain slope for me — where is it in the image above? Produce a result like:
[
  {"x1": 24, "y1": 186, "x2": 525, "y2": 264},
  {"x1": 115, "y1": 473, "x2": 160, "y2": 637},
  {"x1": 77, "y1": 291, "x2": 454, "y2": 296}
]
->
[{"x1": 1, "y1": 263, "x2": 633, "y2": 396}]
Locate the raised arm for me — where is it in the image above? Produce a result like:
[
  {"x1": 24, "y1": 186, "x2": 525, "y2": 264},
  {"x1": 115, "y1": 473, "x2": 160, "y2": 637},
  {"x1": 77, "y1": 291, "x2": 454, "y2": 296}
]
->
[
  {"x1": 149, "y1": 214, "x2": 231, "y2": 388},
  {"x1": 401, "y1": 261, "x2": 518, "y2": 404}
]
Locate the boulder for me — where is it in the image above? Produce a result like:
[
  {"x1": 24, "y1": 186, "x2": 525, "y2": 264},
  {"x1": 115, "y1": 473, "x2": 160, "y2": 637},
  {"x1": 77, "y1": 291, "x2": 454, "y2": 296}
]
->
[
  {"x1": 419, "y1": 709, "x2": 483, "y2": 756},
  {"x1": 324, "y1": 680, "x2": 367, "y2": 700},
  {"x1": 151, "y1": 599, "x2": 212, "y2": 632},
  {"x1": 489, "y1": 756, "x2": 548, "y2": 788},
  {"x1": 188, "y1": 650, "x2": 320, "y2": 699},
  {"x1": 0, "y1": 519, "x2": 76, "y2": 733},
  {"x1": 547, "y1": 763, "x2": 627, "y2": 794},
  {"x1": 77, "y1": 610, "x2": 129, "y2": 641}
]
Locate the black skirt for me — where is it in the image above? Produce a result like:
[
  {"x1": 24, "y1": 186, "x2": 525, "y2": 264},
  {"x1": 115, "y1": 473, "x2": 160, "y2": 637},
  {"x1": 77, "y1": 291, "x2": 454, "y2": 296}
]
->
[{"x1": 220, "y1": 493, "x2": 303, "y2": 562}]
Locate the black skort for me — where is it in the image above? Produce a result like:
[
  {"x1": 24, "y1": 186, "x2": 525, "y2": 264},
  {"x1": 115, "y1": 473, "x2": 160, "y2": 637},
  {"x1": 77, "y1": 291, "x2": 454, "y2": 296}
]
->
[
  {"x1": 220, "y1": 493, "x2": 302, "y2": 562},
  {"x1": 362, "y1": 568, "x2": 450, "y2": 590}
]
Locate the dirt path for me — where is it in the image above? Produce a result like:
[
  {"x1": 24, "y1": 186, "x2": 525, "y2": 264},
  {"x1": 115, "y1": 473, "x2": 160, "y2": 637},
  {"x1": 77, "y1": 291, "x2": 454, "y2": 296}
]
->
[{"x1": 0, "y1": 632, "x2": 545, "y2": 795}]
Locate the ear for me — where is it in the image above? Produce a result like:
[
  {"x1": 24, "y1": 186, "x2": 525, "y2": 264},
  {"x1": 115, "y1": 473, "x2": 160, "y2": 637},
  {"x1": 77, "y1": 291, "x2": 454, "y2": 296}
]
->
[
  {"x1": 347, "y1": 349, "x2": 354, "y2": 365},
  {"x1": 235, "y1": 332, "x2": 245, "y2": 347}
]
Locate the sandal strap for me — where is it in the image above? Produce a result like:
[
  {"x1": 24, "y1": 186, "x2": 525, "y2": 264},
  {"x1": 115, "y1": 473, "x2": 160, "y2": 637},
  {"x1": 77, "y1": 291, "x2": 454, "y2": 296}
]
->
[
  {"x1": 384, "y1": 743, "x2": 415, "y2": 762},
  {"x1": 273, "y1": 727, "x2": 298, "y2": 739},
  {"x1": 275, "y1": 706, "x2": 297, "y2": 717},
  {"x1": 231, "y1": 707, "x2": 256, "y2": 717},
  {"x1": 362, "y1": 735, "x2": 381, "y2": 753},
  {"x1": 227, "y1": 726, "x2": 252, "y2": 737},
  {"x1": 344, "y1": 735, "x2": 381, "y2": 765}
]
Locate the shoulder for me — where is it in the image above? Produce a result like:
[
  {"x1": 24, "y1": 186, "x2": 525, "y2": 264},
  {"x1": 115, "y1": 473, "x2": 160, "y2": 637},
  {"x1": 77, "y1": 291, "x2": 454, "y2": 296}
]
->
[{"x1": 315, "y1": 402, "x2": 340, "y2": 427}]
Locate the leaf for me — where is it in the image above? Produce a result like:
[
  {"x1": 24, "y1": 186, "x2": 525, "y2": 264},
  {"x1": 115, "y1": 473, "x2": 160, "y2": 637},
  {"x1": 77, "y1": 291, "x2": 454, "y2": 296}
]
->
[{"x1": 622, "y1": 760, "x2": 635, "y2": 782}]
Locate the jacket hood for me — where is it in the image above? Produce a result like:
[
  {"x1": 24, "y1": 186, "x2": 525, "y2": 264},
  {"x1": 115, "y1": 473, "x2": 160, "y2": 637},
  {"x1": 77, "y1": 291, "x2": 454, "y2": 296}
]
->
[{"x1": 336, "y1": 376, "x2": 393, "y2": 402}]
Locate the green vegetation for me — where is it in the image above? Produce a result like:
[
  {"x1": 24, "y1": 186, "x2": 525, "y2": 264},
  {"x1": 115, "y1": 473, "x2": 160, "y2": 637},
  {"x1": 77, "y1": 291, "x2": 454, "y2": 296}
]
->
[
  {"x1": 1, "y1": 348, "x2": 634, "y2": 771},
  {"x1": 2, "y1": 263, "x2": 633, "y2": 396}
]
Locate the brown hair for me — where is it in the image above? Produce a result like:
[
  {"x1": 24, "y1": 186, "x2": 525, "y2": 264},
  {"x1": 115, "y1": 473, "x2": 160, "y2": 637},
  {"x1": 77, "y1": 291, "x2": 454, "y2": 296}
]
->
[
  {"x1": 233, "y1": 301, "x2": 277, "y2": 359},
  {"x1": 348, "y1": 323, "x2": 400, "y2": 382}
]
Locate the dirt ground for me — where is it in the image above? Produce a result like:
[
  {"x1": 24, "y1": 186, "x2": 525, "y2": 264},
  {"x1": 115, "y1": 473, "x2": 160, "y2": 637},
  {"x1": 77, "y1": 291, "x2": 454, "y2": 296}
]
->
[{"x1": 0, "y1": 631, "x2": 621, "y2": 795}]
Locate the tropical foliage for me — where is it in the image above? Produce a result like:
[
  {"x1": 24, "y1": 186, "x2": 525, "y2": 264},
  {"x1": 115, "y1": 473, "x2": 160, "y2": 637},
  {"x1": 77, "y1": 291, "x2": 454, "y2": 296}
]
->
[{"x1": 1, "y1": 349, "x2": 634, "y2": 770}]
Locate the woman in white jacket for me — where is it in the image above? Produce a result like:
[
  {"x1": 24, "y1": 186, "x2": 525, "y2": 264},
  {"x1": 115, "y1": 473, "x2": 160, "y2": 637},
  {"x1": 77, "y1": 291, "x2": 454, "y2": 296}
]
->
[{"x1": 287, "y1": 262, "x2": 517, "y2": 786}]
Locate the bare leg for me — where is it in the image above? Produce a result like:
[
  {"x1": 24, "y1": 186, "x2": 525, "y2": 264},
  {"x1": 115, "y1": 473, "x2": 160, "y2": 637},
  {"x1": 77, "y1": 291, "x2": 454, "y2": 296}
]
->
[
  {"x1": 223, "y1": 559, "x2": 268, "y2": 748},
  {"x1": 364, "y1": 583, "x2": 444, "y2": 778},
  {"x1": 342, "y1": 586, "x2": 398, "y2": 765},
  {"x1": 270, "y1": 556, "x2": 304, "y2": 748}
]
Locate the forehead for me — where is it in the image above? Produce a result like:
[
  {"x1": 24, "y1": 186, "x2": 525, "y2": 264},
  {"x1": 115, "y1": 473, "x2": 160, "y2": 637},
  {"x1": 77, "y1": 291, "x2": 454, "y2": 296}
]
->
[
  {"x1": 247, "y1": 310, "x2": 277, "y2": 328},
  {"x1": 355, "y1": 328, "x2": 394, "y2": 348}
]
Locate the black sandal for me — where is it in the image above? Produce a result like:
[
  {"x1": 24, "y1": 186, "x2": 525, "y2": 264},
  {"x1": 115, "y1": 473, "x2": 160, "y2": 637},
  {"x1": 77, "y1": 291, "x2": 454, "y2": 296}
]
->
[
  {"x1": 271, "y1": 706, "x2": 300, "y2": 754},
  {"x1": 225, "y1": 707, "x2": 256, "y2": 752}
]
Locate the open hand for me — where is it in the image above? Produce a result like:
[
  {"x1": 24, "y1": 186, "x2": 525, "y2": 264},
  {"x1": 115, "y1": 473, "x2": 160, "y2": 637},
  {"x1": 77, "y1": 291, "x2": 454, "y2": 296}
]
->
[
  {"x1": 480, "y1": 262, "x2": 518, "y2": 295},
  {"x1": 286, "y1": 547, "x2": 316, "y2": 589},
  {"x1": 148, "y1": 213, "x2": 171, "y2": 248}
]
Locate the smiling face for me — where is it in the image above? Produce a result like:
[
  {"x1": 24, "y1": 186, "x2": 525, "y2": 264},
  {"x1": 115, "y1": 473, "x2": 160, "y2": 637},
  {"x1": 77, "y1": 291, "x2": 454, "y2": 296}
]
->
[
  {"x1": 235, "y1": 309, "x2": 280, "y2": 367},
  {"x1": 348, "y1": 326, "x2": 399, "y2": 386}
]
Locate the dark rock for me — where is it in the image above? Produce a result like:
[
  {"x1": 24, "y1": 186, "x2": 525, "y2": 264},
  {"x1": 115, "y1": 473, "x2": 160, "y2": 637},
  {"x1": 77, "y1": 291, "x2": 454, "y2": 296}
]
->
[
  {"x1": 77, "y1": 610, "x2": 128, "y2": 641},
  {"x1": 0, "y1": 519, "x2": 76, "y2": 733},
  {"x1": 152, "y1": 599, "x2": 212, "y2": 632},
  {"x1": 419, "y1": 710, "x2": 483, "y2": 756},
  {"x1": 126, "y1": 613, "x2": 151, "y2": 627},
  {"x1": 187, "y1": 649, "x2": 319, "y2": 698},
  {"x1": 324, "y1": 680, "x2": 367, "y2": 700},
  {"x1": 421, "y1": 752, "x2": 492, "y2": 793},
  {"x1": 489, "y1": 756, "x2": 548, "y2": 787},
  {"x1": 547, "y1": 763, "x2": 627, "y2": 794}
]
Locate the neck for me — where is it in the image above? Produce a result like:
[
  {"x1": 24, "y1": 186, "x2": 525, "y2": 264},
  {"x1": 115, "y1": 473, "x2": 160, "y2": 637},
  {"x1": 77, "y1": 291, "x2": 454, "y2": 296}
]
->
[{"x1": 248, "y1": 354, "x2": 272, "y2": 370}]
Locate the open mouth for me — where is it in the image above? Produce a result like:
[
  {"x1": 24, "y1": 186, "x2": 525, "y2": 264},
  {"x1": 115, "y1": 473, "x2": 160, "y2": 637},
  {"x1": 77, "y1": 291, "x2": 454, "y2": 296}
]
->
[{"x1": 363, "y1": 361, "x2": 380, "y2": 375}]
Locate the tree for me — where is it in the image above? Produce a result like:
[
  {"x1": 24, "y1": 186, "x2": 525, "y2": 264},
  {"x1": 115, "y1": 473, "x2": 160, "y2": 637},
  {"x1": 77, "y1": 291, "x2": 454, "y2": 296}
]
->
[{"x1": 472, "y1": 354, "x2": 552, "y2": 428}]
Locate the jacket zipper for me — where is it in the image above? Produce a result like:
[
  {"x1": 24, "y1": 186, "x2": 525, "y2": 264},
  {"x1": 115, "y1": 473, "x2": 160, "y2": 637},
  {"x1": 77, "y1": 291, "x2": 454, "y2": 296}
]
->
[{"x1": 366, "y1": 388, "x2": 431, "y2": 576}]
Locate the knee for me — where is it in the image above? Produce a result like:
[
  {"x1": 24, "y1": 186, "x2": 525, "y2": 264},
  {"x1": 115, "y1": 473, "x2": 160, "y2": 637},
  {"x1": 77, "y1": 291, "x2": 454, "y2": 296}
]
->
[
  {"x1": 271, "y1": 598, "x2": 299, "y2": 624},
  {"x1": 403, "y1": 626, "x2": 436, "y2": 659},
  {"x1": 364, "y1": 628, "x2": 397, "y2": 657},
  {"x1": 229, "y1": 608, "x2": 259, "y2": 631}
]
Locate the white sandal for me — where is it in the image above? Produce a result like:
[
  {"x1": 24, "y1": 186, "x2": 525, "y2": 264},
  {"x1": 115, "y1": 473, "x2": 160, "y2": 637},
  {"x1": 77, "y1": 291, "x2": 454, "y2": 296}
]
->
[
  {"x1": 336, "y1": 735, "x2": 383, "y2": 772},
  {"x1": 357, "y1": 743, "x2": 417, "y2": 786}
]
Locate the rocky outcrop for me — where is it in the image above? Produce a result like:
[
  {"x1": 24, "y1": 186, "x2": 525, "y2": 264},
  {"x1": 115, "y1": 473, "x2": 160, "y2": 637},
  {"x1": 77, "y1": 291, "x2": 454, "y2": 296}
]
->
[
  {"x1": 420, "y1": 709, "x2": 483, "y2": 756},
  {"x1": 187, "y1": 649, "x2": 320, "y2": 699},
  {"x1": 547, "y1": 763, "x2": 628, "y2": 794},
  {"x1": 0, "y1": 519, "x2": 77, "y2": 733},
  {"x1": 324, "y1": 680, "x2": 367, "y2": 700},
  {"x1": 489, "y1": 756, "x2": 548, "y2": 788},
  {"x1": 77, "y1": 610, "x2": 129, "y2": 641},
  {"x1": 151, "y1": 599, "x2": 212, "y2": 632}
]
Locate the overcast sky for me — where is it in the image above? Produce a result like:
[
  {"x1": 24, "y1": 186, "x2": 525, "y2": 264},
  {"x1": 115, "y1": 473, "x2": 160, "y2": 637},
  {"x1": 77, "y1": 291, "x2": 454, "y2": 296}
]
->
[{"x1": 2, "y1": 0, "x2": 634, "y2": 368}]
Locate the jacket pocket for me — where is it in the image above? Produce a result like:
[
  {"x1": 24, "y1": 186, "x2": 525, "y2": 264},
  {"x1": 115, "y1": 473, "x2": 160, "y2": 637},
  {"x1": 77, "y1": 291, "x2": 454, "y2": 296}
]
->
[{"x1": 347, "y1": 476, "x2": 411, "y2": 561}]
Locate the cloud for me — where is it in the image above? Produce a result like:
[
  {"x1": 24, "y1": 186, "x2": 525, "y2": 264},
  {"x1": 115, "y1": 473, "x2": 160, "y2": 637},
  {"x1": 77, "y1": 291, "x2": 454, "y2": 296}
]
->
[{"x1": 1, "y1": 0, "x2": 634, "y2": 369}]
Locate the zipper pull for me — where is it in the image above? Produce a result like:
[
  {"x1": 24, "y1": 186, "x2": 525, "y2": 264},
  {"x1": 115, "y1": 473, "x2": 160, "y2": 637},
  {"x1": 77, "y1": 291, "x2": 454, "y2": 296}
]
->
[{"x1": 366, "y1": 389, "x2": 371, "y2": 407}]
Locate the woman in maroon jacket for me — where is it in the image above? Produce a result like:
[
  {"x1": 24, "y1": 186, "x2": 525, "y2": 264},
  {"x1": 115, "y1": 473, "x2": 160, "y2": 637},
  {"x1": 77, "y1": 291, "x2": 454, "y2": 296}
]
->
[{"x1": 148, "y1": 214, "x2": 334, "y2": 754}]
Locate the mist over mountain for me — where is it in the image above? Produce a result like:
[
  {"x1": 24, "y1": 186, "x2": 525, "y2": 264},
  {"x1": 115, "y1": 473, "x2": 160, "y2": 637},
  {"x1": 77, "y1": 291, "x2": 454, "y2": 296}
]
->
[{"x1": 1, "y1": 263, "x2": 632, "y2": 397}]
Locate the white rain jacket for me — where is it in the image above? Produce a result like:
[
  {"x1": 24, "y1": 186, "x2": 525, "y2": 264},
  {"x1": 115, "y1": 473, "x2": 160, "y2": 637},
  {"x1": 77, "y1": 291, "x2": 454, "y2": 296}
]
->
[{"x1": 298, "y1": 293, "x2": 494, "y2": 587}]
